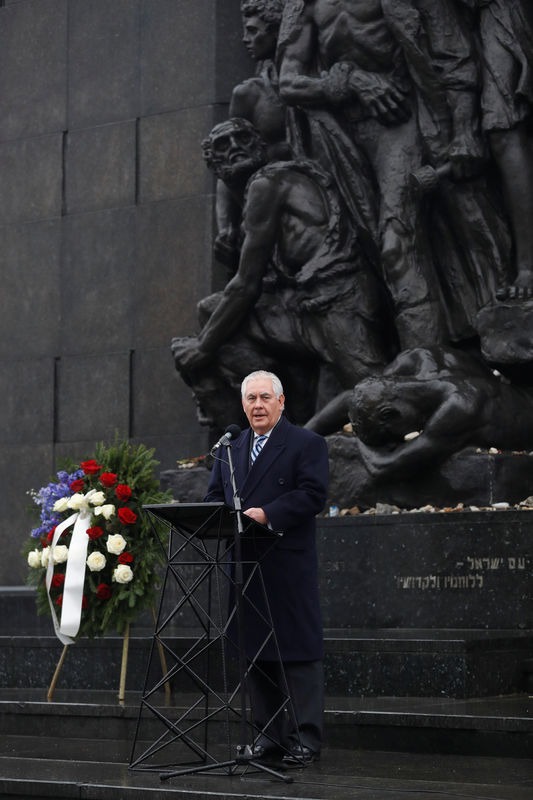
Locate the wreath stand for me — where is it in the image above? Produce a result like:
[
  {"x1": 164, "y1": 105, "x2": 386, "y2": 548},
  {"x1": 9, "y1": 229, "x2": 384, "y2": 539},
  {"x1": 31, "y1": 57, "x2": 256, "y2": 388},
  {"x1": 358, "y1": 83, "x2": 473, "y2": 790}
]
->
[{"x1": 47, "y1": 612, "x2": 172, "y2": 706}]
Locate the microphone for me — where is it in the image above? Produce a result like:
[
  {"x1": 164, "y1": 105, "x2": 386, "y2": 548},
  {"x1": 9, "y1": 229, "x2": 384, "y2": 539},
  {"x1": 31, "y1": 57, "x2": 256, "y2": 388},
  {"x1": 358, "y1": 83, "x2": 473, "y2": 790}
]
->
[{"x1": 210, "y1": 424, "x2": 241, "y2": 452}]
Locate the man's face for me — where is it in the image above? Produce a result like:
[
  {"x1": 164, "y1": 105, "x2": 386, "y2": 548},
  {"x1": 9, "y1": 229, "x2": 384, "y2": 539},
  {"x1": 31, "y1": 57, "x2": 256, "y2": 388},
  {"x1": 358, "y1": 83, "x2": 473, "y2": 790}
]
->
[
  {"x1": 208, "y1": 122, "x2": 265, "y2": 183},
  {"x1": 242, "y1": 15, "x2": 277, "y2": 60},
  {"x1": 242, "y1": 376, "x2": 284, "y2": 435}
]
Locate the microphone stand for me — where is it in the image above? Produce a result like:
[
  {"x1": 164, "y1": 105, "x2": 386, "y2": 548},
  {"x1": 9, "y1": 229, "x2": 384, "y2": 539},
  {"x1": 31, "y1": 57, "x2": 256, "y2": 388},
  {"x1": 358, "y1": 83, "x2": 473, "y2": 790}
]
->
[{"x1": 160, "y1": 441, "x2": 292, "y2": 784}]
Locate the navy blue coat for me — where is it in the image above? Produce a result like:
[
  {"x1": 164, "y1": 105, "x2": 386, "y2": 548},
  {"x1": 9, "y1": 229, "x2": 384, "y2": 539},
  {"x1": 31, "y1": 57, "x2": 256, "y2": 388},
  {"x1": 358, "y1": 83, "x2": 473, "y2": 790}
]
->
[{"x1": 205, "y1": 414, "x2": 329, "y2": 661}]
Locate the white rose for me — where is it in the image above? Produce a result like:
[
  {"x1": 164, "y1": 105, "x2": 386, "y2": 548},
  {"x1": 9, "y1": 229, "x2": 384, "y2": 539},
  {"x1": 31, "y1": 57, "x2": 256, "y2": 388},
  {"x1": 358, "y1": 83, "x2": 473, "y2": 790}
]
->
[
  {"x1": 113, "y1": 564, "x2": 133, "y2": 584},
  {"x1": 94, "y1": 504, "x2": 115, "y2": 520},
  {"x1": 67, "y1": 492, "x2": 88, "y2": 511},
  {"x1": 53, "y1": 545, "x2": 69, "y2": 564},
  {"x1": 86, "y1": 551, "x2": 106, "y2": 572},
  {"x1": 27, "y1": 549, "x2": 42, "y2": 568},
  {"x1": 88, "y1": 491, "x2": 106, "y2": 506},
  {"x1": 41, "y1": 548, "x2": 50, "y2": 567},
  {"x1": 53, "y1": 497, "x2": 69, "y2": 512},
  {"x1": 106, "y1": 534, "x2": 127, "y2": 555}
]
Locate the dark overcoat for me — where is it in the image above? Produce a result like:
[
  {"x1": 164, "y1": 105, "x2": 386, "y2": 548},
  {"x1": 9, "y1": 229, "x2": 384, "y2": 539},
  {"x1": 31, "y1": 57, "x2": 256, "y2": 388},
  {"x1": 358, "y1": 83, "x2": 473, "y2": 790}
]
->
[{"x1": 205, "y1": 414, "x2": 329, "y2": 661}]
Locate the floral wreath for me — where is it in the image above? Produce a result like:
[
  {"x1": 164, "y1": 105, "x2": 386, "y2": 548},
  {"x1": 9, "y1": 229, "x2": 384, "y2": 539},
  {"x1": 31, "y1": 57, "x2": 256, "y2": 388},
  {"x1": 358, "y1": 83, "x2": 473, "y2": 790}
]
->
[{"x1": 23, "y1": 438, "x2": 172, "y2": 641}]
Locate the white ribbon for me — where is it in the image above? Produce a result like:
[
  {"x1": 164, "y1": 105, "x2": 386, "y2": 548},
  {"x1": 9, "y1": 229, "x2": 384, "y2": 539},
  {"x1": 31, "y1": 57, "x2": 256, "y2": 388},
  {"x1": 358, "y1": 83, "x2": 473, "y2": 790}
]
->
[{"x1": 46, "y1": 510, "x2": 91, "y2": 645}]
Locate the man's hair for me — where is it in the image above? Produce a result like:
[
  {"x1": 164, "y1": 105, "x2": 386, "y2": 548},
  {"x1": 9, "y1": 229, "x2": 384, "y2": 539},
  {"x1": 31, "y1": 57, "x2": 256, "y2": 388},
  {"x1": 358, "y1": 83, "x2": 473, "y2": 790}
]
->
[
  {"x1": 240, "y1": 0, "x2": 284, "y2": 32},
  {"x1": 241, "y1": 370, "x2": 284, "y2": 399}
]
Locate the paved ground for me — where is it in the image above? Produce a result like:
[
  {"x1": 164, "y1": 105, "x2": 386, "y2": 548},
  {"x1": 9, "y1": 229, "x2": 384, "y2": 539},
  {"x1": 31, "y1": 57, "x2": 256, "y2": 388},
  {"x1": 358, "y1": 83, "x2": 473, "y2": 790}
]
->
[{"x1": 1, "y1": 744, "x2": 532, "y2": 799}]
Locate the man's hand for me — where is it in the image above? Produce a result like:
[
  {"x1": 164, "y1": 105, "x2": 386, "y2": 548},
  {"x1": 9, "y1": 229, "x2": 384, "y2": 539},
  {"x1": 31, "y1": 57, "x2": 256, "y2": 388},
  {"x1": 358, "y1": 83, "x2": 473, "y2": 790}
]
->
[
  {"x1": 348, "y1": 70, "x2": 410, "y2": 126},
  {"x1": 447, "y1": 133, "x2": 486, "y2": 181},
  {"x1": 243, "y1": 507, "x2": 268, "y2": 525},
  {"x1": 171, "y1": 336, "x2": 211, "y2": 371}
]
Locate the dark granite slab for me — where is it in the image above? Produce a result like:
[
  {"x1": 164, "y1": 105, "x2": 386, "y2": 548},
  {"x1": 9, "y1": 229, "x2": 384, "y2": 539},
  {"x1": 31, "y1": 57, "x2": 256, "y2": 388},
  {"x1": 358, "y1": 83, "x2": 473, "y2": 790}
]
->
[
  {"x1": 138, "y1": 107, "x2": 215, "y2": 203},
  {"x1": 0, "y1": 444, "x2": 55, "y2": 585},
  {"x1": 0, "y1": 134, "x2": 63, "y2": 224},
  {"x1": 0, "y1": 0, "x2": 67, "y2": 140},
  {"x1": 317, "y1": 513, "x2": 533, "y2": 630},
  {"x1": 60, "y1": 207, "x2": 136, "y2": 353},
  {"x1": 68, "y1": 0, "x2": 140, "y2": 128},
  {"x1": 0, "y1": 220, "x2": 61, "y2": 359},
  {"x1": 134, "y1": 197, "x2": 214, "y2": 347},
  {"x1": 0, "y1": 358, "x2": 54, "y2": 445},
  {"x1": 55, "y1": 352, "x2": 131, "y2": 443},
  {"x1": 140, "y1": 0, "x2": 212, "y2": 115},
  {"x1": 65, "y1": 122, "x2": 136, "y2": 214}
]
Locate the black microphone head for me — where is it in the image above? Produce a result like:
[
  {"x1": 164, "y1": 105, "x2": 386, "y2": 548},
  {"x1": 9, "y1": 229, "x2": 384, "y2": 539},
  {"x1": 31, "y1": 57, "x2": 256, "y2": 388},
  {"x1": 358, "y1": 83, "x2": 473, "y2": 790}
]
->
[{"x1": 224, "y1": 424, "x2": 241, "y2": 441}]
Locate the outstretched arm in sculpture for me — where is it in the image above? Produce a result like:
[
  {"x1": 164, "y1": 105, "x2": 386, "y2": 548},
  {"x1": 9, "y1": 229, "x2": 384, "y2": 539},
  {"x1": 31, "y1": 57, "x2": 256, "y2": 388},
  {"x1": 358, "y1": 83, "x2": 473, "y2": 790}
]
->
[{"x1": 172, "y1": 176, "x2": 278, "y2": 370}]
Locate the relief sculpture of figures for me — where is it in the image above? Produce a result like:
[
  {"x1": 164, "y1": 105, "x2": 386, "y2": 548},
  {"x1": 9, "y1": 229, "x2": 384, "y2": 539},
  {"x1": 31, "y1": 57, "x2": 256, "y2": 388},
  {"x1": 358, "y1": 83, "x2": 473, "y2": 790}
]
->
[
  {"x1": 171, "y1": 0, "x2": 533, "y2": 504},
  {"x1": 213, "y1": 0, "x2": 289, "y2": 275},
  {"x1": 278, "y1": 0, "x2": 447, "y2": 349},
  {"x1": 172, "y1": 117, "x2": 394, "y2": 427},
  {"x1": 467, "y1": 0, "x2": 533, "y2": 298}
]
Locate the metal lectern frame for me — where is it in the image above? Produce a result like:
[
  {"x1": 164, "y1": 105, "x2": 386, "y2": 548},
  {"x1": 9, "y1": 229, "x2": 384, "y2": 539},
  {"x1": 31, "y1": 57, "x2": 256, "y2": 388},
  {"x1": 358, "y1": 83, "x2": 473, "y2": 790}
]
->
[{"x1": 129, "y1": 501, "x2": 298, "y2": 783}]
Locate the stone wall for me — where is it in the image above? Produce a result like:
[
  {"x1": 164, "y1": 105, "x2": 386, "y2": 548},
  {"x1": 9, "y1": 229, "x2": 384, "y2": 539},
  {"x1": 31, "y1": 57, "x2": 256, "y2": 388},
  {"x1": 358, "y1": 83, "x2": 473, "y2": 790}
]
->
[{"x1": 0, "y1": 0, "x2": 250, "y2": 584}]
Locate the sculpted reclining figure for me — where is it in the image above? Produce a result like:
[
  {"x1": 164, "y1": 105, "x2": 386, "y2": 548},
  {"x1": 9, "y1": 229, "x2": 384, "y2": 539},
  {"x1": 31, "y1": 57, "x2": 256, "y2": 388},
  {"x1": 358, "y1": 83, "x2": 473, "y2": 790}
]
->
[{"x1": 349, "y1": 346, "x2": 533, "y2": 480}]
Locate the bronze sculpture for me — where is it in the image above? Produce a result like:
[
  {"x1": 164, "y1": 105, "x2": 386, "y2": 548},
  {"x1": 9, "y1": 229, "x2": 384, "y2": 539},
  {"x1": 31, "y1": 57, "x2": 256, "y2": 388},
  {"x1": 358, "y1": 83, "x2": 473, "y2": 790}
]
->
[{"x1": 171, "y1": 0, "x2": 533, "y2": 501}]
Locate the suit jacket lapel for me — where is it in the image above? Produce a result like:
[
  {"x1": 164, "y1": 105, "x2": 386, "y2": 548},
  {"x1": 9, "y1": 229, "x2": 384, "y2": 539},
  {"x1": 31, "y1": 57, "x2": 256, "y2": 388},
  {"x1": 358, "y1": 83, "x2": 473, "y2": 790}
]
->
[{"x1": 240, "y1": 416, "x2": 288, "y2": 500}]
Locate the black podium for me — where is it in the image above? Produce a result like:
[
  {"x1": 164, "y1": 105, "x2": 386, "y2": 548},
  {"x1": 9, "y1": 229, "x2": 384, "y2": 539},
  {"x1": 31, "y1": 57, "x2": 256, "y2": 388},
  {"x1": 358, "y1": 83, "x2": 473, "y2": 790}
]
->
[{"x1": 129, "y1": 502, "x2": 297, "y2": 781}]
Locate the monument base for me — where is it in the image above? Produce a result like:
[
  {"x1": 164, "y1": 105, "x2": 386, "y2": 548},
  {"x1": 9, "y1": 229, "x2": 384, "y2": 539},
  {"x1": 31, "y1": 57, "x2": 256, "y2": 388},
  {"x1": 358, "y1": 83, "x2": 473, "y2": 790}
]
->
[
  {"x1": 326, "y1": 434, "x2": 533, "y2": 510},
  {"x1": 317, "y1": 511, "x2": 532, "y2": 697}
]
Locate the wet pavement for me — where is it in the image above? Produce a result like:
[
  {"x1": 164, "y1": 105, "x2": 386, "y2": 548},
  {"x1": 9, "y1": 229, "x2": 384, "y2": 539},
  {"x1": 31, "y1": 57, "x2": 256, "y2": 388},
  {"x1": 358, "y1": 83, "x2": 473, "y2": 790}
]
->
[{"x1": 0, "y1": 689, "x2": 531, "y2": 799}]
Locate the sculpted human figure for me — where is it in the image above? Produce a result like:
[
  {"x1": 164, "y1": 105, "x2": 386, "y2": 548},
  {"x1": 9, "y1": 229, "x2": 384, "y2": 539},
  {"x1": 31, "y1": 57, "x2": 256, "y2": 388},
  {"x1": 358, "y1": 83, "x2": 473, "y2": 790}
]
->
[
  {"x1": 172, "y1": 118, "x2": 393, "y2": 426},
  {"x1": 457, "y1": 0, "x2": 533, "y2": 299},
  {"x1": 349, "y1": 346, "x2": 533, "y2": 480},
  {"x1": 278, "y1": 0, "x2": 446, "y2": 348},
  {"x1": 382, "y1": 0, "x2": 511, "y2": 336},
  {"x1": 214, "y1": 0, "x2": 289, "y2": 272}
]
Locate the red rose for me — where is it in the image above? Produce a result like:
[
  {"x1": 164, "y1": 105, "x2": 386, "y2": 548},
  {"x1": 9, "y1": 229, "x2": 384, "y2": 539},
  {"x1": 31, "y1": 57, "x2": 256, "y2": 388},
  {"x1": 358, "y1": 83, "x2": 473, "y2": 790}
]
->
[
  {"x1": 118, "y1": 507, "x2": 137, "y2": 525},
  {"x1": 80, "y1": 459, "x2": 102, "y2": 475},
  {"x1": 55, "y1": 594, "x2": 63, "y2": 607},
  {"x1": 96, "y1": 583, "x2": 111, "y2": 600},
  {"x1": 40, "y1": 538, "x2": 49, "y2": 548},
  {"x1": 100, "y1": 472, "x2": 117, "y2": 488},
  {"x1": 115, "y1": 484, "x2": 132, "y2": 502},
  {"x1": 81, "y1": 596, "x2": 88, "y2": 609},
  {"x1": 70, "y1": 478, "x2": 85, "y2": 492},
  {"x1": 51, "y1": 574, "x2": 65, "y2": 588},
  {"x1": 47, "y1": 526, "x2": 57, "y2": 543},
  {"x1": 118, "y1": 552, "x2": 133, "y2": 564},
  {"x1": 86, "y1": 526, "x2": 104, "y2": 540}
]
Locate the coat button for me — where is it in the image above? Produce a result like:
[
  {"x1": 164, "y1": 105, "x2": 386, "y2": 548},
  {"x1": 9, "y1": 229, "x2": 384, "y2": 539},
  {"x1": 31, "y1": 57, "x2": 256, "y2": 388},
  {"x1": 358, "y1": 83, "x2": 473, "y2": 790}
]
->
[{"x1": 278, "y1": 478, "x2": 285, "y2": 485}]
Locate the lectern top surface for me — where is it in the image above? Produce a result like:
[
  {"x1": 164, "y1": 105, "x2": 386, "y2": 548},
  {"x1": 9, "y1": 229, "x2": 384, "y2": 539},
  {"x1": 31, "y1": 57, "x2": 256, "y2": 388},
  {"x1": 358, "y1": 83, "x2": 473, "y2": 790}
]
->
[{"x1": 142, "y1": 501, "x2": 282, "y2": 538}]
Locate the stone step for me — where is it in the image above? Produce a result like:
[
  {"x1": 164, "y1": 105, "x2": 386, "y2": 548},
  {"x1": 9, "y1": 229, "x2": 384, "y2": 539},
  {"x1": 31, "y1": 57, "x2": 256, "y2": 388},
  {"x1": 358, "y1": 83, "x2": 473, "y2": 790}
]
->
[
  {"x1": 1, "y1": 690, "x2": 531, "y2": 799},
  {"x1": 2, "y1": 628, "x2": 531, "y2": 699},
  {"x1": 0, "y1": 690, "x2": 531, "y2": 759},
  {"x1": 1, "y1": 747, "x2": 531, "y2": 800}
]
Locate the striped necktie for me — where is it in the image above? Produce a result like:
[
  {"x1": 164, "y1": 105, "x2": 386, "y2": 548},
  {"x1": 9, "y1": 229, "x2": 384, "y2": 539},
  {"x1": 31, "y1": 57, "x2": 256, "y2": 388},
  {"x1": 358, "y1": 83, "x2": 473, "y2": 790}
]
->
[{"x1": 251, "y1": 435, "x2": 267, "y2": 464}]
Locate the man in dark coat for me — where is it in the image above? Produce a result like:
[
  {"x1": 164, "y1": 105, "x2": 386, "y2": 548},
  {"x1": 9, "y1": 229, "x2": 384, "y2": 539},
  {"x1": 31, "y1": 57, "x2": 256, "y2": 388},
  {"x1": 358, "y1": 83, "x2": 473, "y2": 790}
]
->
[{"x1": 205, "y1": 369, "x2": 329, "y2": 763}]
